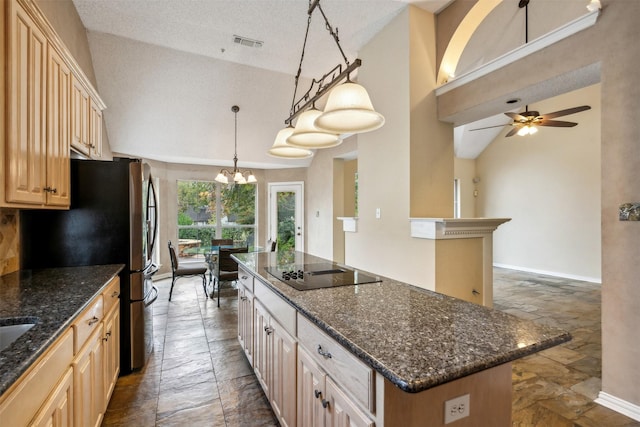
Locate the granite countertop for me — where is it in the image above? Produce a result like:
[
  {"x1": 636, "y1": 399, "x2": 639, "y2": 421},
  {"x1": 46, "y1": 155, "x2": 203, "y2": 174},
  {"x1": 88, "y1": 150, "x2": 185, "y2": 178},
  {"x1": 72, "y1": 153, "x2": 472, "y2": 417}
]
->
[
  {"x1": 0, "y1": 264, "x2": 124, "y2": 396},
  {"x1": 234, "y1": 251, "x2": 571, "y2": 393}
]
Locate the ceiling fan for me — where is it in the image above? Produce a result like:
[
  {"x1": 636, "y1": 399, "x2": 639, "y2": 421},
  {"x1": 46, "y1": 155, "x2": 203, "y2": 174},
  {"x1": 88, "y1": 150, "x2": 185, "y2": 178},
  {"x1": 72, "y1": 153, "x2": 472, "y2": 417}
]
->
[{"x1": 470, "y1": 105, "x2": 592, "y2": 137}]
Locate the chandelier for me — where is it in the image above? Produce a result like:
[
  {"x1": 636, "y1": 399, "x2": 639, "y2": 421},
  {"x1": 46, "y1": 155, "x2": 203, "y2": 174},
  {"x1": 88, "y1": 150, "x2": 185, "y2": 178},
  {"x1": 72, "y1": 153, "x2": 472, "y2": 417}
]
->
[
  {"x1": 268, "y1": 0, "x2": 384, "y2": 157},
  {"x1": 215, "y1": 106, "x2": 257, "y2": 185}
]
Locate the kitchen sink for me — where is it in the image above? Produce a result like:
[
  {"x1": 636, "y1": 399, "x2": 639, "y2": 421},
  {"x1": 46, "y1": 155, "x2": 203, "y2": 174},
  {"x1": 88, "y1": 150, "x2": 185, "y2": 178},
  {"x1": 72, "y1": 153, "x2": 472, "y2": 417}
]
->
[{"x1": 0, "y1": 318, "x2": 38, "y2": 353}]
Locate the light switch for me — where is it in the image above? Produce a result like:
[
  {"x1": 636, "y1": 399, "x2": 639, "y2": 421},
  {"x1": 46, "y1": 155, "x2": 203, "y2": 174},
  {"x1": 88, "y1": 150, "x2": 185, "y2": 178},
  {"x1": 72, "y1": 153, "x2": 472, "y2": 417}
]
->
[{"x1": 375, "y1": 208, "x2": 381, "y2": 219}]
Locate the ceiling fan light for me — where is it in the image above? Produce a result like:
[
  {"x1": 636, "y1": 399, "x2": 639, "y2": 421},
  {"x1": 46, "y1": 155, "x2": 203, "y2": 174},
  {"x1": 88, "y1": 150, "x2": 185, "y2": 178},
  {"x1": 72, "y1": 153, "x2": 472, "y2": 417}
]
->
[
  {"x1": 315, "y1": 83, "x2": 385, "y2": 134},
  {"x1": 287, "y1": 109, "x2": 342, "y2": 149},
  {"x1": 268, "y1": 127, "x2": 314, "y2": 159},
  {"x1": 215, "y1": 173, "x2": 229, "y2": 184},
  {"x1": 529, "y1": 126, "x2": 538, "y2": 135}
]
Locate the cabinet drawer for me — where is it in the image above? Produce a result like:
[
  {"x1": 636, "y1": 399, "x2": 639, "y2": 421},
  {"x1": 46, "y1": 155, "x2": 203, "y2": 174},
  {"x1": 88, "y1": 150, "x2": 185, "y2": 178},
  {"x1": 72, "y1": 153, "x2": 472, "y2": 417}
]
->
[
  {"x1": 254, "y1": 279, "x2": 296, "y2": 337},
  {"x1": 73, "y1": 295, "x2": 104, "y2": 354},
  {"x1": 297, "y1": 313, "x2": 374, "y2": 413},
  {"x1": 102, "y1": 276, "x2": 120, "y2": 315},
  {"x1": 0, "y1": 329, "x2": 73, "y2": 426},
  {"x1": 238, "y1": 267, "x2": 254, "y2": 293}
]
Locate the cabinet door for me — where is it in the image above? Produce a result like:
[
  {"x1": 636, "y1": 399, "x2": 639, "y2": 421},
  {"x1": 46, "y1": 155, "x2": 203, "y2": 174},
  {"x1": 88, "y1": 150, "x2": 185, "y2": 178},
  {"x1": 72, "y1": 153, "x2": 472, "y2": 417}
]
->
[
  {"x1": 238, "y1": 286, "x2": 254, "y2": 365},
  {"x1": 30, "y1": 367, "x2": 74, "y2": 427},
  {"x1": 103, "y1": 303, "x2": 120, "y2": 405},
  {"x1": 271, "y1": 317, "x2": 297, "y2": 427},
  {"x1": 71, "y1": 76, "x2": 90, "y2": 156},
  {"x1": 73, "y1": 329, "x2": 104, "y2": 427},
  {"x1": 253, "y1": 300, "x2": 271, "y2": 396},
  {"x1": 325, "y1": 377, "x2": 374, "y2": 427},
  {"x1": 297, "y1": 346, "x2": 326, "y2": 427},
  {"x1": 6, "y1": 0, "x2": 47, "y2": 205},
  {"x1": 89, "y1": 99, "x2": 103, "y2": 158},
  {"x1": 46, "y1": 45, "x2": 71, "y2": 207}
]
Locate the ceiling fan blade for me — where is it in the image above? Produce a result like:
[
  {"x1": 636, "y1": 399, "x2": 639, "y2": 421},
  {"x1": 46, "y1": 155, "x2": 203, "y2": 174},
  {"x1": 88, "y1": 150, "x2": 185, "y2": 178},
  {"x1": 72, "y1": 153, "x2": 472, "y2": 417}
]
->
[
  {"x1": 469, "y1": 124, "x2": 510, "y2": 131},
  {"x1": 505, "y1": 112, "x2": 527, "y2": 121},
  {"x1": 541, "y1": 105, "x2": 591, "y2": 120},
  {"x1": 505, "y1": 127, "x2": 520, "y2": 137},
  {"x1": 537, "y1": 120, "x2": 578, "y2": 127}
]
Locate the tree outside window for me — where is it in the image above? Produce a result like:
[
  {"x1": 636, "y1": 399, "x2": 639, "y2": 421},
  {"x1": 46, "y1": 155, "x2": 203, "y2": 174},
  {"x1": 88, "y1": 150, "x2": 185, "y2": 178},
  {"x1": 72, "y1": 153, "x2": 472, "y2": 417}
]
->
[{"x1": 177, "y1": 180, "x2": 256, "y2": 258}]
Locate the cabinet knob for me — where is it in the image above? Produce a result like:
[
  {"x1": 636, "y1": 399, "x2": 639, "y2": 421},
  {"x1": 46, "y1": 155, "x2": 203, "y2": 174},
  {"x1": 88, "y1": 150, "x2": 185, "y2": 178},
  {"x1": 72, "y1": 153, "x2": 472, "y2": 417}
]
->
[
  {"x1": 240, "y1": 296, "x2": 248, "y2": 302},
  {"x1": 111, "y1": 291, "x2": 120, "y2": 298},
  {"x1": 317, "y1": 345, "x2": 332, "y2": 359},
  {"x1": 314, "y1": 389, "x2": 322, "y2": 399},
  {"x1": 321, "y1": 399, "x2": 330, "y2": 409},
  {"x1": 264, "y1": 326, "x2": 273, "y2": 335}
]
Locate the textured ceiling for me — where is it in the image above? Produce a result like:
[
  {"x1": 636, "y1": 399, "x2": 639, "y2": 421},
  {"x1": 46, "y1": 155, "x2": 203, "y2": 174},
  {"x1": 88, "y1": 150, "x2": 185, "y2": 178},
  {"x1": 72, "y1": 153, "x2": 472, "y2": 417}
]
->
[{"x1": 72, "y1": 0, "x2": 594, "y2": 167}]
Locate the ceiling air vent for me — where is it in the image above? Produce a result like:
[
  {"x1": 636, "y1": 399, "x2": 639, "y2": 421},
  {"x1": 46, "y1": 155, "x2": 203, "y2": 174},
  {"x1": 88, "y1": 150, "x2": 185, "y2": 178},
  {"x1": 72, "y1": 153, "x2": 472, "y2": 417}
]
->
[{"x1": 233, "y1": 35, "x2": 263, "y2": 48}]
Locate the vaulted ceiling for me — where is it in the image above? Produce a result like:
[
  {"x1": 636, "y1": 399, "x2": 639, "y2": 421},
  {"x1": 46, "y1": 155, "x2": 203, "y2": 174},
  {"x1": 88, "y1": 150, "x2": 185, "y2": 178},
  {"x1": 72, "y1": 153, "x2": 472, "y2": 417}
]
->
[{"x1": 72, "y1": 0, "x2": 594, "y2": 168}]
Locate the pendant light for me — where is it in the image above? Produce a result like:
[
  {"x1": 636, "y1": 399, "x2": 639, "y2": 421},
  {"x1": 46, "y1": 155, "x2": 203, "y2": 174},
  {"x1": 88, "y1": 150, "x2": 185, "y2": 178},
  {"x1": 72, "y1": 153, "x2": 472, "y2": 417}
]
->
[
  {"x1": 314, "y1": 80, "x2": 385, "y2": 133},
  {"x1": 268, "y1": 0, "x2": 384, "y2": 155},
  {"x1": 286, "y1": 108, "x2": 342, "y2": 149},
  {"x1": 215, "y1": 106, "x2": 257, "y2": 185},
  {"x1": 268, "y1": 127, "x2": 314, "y2": 159}
]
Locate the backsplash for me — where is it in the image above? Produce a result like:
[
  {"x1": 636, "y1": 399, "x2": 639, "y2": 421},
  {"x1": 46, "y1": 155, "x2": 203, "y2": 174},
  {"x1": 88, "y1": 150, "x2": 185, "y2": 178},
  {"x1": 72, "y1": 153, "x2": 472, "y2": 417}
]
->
[{"x1": 0, "y1": 208, "x2": 19, "y2": 275}]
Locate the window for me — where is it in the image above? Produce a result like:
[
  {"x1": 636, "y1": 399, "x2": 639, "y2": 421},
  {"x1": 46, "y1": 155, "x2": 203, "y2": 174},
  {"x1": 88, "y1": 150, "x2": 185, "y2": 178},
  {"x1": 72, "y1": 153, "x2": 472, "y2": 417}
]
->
[{"x1": 177, "y1": 180, "x2": 256, "y2": 258}]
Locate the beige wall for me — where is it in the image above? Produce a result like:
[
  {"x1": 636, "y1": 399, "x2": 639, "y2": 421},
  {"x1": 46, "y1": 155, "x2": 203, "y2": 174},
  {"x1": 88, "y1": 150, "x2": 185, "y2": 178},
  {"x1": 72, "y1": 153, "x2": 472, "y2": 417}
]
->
[
  {"x1": 343, "y1": 7, "x2": 440, "y2": 289},
  {"x1": 437, "y1": 0, "x2": 640, "y2": 409},
  {"x1": 476, "y1": 84, "x2": 601, "y2": 281}
]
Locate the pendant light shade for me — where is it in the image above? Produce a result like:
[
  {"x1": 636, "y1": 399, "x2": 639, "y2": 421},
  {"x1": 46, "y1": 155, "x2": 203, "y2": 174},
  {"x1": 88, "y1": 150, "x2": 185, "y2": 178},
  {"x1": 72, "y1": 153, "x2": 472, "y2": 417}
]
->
[
  {"x1": 268, "y1": 127, "x2": 314, "y2": 159},
  {"x1": 286, "y1": 108, "x2": 342, "y2": 149},
  {"x1": 314, "y1": 82, "x2": 385, "y2": 134}
]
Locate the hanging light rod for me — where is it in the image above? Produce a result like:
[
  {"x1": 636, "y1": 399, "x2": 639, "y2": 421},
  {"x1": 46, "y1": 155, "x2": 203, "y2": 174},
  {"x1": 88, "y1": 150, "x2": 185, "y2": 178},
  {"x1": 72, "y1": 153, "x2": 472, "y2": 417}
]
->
[
  {"x1": 215, "y1": 105, "x2": 257, "y2": 185},
  {"x1": 285, "y1": 59, "x2": 361, "y2": 125}
]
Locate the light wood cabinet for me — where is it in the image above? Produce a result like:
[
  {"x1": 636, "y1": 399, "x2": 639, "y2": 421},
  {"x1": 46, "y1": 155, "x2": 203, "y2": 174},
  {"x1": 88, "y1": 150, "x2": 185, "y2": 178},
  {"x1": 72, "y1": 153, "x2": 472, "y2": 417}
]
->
[
  {"x1": 30, "y1": 367, "x2": 74, "y2": 427},
  {"x1": 73, "y1": 327, "x2": 104, "y2": 427},
  {"x1": 1, "y1": 0, "x2": 106, "y2": 208},
  {"x1": 5, "y1": 0, "x2": 48, "y2": 206},
  {"x1": 46, "y1": 45, "x2": 71, "y2": 207},
  {"x1": 237, "y1": 276, "x2": 254, "y2": 364},
  {"x1": 103, "y1": 299, "x2": 120, "y2": 403},
  {"x1": 297, "y1": 346, "x2": 374, "y2": 427}
]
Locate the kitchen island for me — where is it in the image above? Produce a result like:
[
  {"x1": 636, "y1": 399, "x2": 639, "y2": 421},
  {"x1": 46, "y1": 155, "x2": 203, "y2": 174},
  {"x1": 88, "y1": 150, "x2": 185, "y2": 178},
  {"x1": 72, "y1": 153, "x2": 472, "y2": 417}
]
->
[{"x1": 233, "y1": 251, "x2": 571, "y2": 427}]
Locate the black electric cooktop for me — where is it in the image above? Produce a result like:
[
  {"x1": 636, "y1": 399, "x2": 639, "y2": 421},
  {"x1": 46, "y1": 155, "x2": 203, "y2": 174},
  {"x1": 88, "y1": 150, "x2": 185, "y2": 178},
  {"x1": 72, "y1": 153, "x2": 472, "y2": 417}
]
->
[{"x1": 264, "y1": 262, "x2": 382, "y2": 291}]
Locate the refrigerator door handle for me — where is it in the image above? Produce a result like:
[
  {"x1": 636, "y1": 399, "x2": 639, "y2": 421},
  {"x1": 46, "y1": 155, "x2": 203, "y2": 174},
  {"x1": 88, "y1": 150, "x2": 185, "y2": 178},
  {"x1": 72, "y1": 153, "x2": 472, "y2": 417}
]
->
[{"x1": 144, "y1": 285, "x2": 159, "y2": 307}]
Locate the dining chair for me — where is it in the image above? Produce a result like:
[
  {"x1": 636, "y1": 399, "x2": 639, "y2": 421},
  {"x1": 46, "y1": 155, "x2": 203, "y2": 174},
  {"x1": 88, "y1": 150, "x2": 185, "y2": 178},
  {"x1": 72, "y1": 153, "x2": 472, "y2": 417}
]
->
[
  {"x1": 214, "y1": 246, "x2": 248, "y2": 307},
  {"x1": 167, "y1": 240, "x2": 207, "y2": 301},
  {"x1": 211, "y1": 238, "x2": 233, "y2": 249}
]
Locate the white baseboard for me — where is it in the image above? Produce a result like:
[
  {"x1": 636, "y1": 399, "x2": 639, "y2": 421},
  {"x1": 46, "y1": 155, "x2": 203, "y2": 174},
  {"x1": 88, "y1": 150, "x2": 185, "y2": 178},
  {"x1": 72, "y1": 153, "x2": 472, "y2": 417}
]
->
[
  {"x1": 493, "y1": 263, "x2": 601, "y2": 284},
  {"x1": 596, "y1": 392, "x2": 640, "y2": 422}
]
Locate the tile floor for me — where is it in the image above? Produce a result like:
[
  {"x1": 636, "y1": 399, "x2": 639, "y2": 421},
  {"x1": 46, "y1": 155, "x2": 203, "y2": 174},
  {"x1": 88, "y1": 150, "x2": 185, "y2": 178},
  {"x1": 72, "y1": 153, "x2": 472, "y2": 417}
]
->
[{"x1": 101, "y1": 269, "x2": 640, "y2": 426}]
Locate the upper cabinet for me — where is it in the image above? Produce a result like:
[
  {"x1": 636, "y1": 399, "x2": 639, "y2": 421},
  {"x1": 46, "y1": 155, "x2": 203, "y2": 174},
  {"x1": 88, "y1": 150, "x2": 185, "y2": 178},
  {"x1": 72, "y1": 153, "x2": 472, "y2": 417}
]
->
[{"x1": 1, "y1": 0, "x2": 106, "y2": 209}]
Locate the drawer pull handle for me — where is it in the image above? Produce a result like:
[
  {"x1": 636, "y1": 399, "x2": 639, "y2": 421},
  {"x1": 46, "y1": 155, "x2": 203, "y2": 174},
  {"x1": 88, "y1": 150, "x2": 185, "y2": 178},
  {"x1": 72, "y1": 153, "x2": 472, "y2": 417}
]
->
[
  {"x1": 314, "y1": 389, "x2": 322, "y2": 399},
  {"x1": 241, "y1": 275, "x2": 248, "y2": 280},
  {"x1": 317, "y1": 345, "x2": 332, "y2": 359},
  {"x1": 111, "y1": 291, "x2": 120, "y2": 298},
  {"x1": 87, "y1": 316, "x2": 100, "y2": 326},
  {"x1": 264, "y1": 326, "x2": 273, "y2": 335},
  {"x1": 240, "y1": 296, "x2": 248, "y2": 302},
  {"x1": 321, "y1": 399, "x2": 330, "y2": 409},
  {"x1": 313, "y1": 389, "x2": 330, "y2": 408}
]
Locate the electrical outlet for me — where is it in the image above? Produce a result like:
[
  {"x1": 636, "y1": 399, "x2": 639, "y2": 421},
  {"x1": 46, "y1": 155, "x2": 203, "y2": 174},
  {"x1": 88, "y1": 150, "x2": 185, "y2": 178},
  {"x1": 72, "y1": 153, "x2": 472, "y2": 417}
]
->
[{"x1": 444, "y1": 394, "x2": 470, "y2": 424}]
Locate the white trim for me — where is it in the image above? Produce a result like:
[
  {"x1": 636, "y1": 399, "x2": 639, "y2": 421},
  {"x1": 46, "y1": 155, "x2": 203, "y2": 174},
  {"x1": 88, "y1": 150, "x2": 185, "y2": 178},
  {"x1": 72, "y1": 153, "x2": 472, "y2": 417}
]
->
[
  {"x1": 493, "y1": 263, "x2": 601, "y2": 284},
  {"x1": 435, "y1": 9, "x2": 600, "y2": 96},
  {"x1": 596, "y1": 392, "x2": 640, "y2": 422},
  {"x1": 409, "y1": 217, "x2": 511, "y2": 240}
]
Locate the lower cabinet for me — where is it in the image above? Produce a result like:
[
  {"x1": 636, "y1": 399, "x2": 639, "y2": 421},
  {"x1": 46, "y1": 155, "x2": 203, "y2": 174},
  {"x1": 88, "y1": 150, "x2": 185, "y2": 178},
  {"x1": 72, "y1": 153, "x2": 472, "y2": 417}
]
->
[
  {"x1": 73, "y1": 319, "x2": 105, "y2": 427},
  {"x1": 298, "y1": 346, "x2": 374, "y2": 427},
  {"x1": 0, "y1": 276, "x2": 120, "y2": 426},
  {"x1": 31, "y1": 367, "x2": 74, "y2": 427},
  {"x1": 254, "y1": 299, "x2": 297, "y2": 427},
  {"x1": 237, "y1": 281, "x2": 254, "y2": 364}
]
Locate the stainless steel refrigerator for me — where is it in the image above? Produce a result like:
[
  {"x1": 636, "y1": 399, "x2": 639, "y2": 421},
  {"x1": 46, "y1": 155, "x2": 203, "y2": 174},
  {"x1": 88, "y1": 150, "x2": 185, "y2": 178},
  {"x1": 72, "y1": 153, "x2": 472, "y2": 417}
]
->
[{"x1": 20, "y1": 157, "x2": 158, "y2": 374}]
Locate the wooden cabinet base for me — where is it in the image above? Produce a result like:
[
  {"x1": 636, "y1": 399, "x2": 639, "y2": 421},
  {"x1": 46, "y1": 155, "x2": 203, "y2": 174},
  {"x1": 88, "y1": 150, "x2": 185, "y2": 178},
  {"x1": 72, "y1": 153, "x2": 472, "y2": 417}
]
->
[{"x1": 383, "y1": 363, "x2": 512, "y2": 427}]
